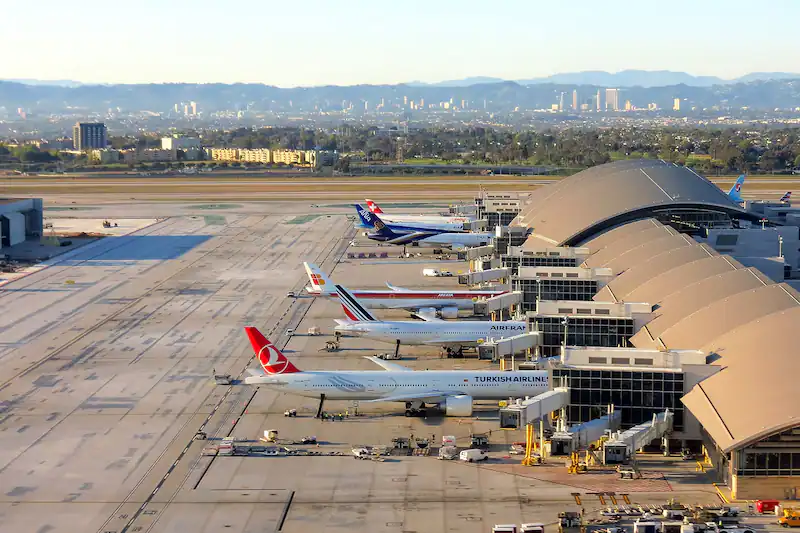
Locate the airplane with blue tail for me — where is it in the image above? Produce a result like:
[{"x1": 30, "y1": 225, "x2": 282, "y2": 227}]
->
[
  {"x1": 354, "y1": 204, "x2": 465, "y2": 233},
  {"x1": 727, "y1": 174, "x2": 746, "y2": 203}
]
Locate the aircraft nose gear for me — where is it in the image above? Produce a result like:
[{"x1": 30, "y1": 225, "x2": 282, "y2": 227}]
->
[
  {"x1": 444, "y1": 347, "x2": 464, "y2": 358},
  {"x1": 404, "y1": 401, "x2": 427, "y2": 417}
]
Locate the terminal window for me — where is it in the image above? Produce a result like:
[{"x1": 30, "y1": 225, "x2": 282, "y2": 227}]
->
[
  {"x1": 514, "y1": 279, "x2": 599, "y2": 312},
  {"x1": 533, "y1": 316, "x2": 635, "y2": 357},
  {"x1": 736, "y1": 428, "x2": 800, "y2": 477},
  {"x1": 552, "y1": 368, "x2": 685, "y2": 431}
]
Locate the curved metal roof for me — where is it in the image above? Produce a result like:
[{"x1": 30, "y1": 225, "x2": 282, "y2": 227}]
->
[
  {"x1": 515, "y1": 159, "x2": 752, "y2": 246},
  {"x1": 683, "y1": 307, "x2": 800, "y2": 452}
]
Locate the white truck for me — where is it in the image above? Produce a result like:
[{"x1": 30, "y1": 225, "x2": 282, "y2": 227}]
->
[
  {"x1": 422, "y1": 268, "x2": 453, "y2": 277},
  {"x1": 459, "y1": 448, "x2": 488, "y2": 462}
]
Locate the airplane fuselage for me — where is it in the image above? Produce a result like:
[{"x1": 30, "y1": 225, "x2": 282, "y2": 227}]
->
[
  {"x1": 244, "y1": 370, "x2": 549, "y2": 401},
  {"x1": 334, "y1": 320, "x2": 529, "y2": 346}
]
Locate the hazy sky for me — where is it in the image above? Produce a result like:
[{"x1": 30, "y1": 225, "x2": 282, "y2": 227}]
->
[{"x1": 3, "y1": 0, "x2": 798, "y2": 86}]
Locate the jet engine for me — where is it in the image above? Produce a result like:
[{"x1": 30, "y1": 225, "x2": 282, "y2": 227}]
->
[
  {"x1": 444, "y1": 395, "x2": 473, "y2": 417},
  {"x1": 438, "y1": 306, "x2": 459, "y2": 319}
]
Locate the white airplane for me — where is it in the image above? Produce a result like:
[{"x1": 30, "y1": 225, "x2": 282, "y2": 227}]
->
[
  {"x1": 333, "y1": 285, "x2": 528, "y2": 357},
  {"x1": 242, "y1": 326, "x2": 549, "y2": 417},
  {"x1": 365, "y1": 199, "x2": 474, "y2": 225},
  {"x1": 368, "y1": 216, "x2": 493, "y2": 250},
  {"x1": 303, "y1": 263, "x2": 506, "y2": 318}
]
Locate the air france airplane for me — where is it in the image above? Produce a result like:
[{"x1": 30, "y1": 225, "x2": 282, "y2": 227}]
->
[
  {"x1": 303, "y1": 262, "x2": 506, "y2": 318},
  {"x1": 333, "y1": 285, "x2": 528, "y2": 356},
  {"x1": 242, "y1": 326, "x2": 549, "y2": 417}
]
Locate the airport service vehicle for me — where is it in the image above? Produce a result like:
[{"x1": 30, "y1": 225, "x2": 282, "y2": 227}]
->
[
  {"x1": 303, "y1": 262, "x2": 504, "y2": 318},
  {"x1": 780, "y1": 511, "x2": 800, "y2": 528},
  {"x1": 332, "y1": 284, "x2": 528, "y2": 356},
  {"x1": 242, "y1": 326, "x2": 548, "y2": 417},
  {"x1": 460, "y1": 448, "x2": 488, "y2": 462},
  {"x1": 361, "y1": 208, "x2": 493, "y2": 250},
  {"x1": 355, "y1": 204, "x2": 466, "y2": 233},
  {"x1": 422, "y1": 268, "x2": 454, "y2": 277},
  {"x1": 365, "y1": 199, "x2": 474, "y2": 225}
]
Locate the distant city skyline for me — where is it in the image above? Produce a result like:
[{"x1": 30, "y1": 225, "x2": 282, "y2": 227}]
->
[{"x1": 3, "y1": 0, "x2": 800, "y2": 87}]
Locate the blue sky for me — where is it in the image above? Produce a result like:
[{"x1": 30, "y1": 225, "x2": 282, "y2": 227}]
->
[{"x1": 3, "y1": 0, "x2": 798, "y2": 86}]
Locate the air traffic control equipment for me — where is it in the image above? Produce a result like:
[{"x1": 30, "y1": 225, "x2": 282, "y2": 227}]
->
[
  {"x1": 459, "y1": 267, "x2": 511, "y2": 285},
  {"x1": 477, "y1": 330, "x2": 538, "y2": 361},
  {"x1": 602, "y1": 409, "x2": 674, "y2": 464},
  {"x1": 550, "y1": 406, "x2": 622, "y2": 456}
]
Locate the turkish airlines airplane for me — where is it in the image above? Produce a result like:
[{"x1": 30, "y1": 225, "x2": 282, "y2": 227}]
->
[
  {"x1": 333, "y1": 284, "x2": 528, "y2": 356},
  {"x1": 365, "y1": 199, "x2": 474, "y2": 225},
  {"x1": 303, "y1": 262, "x2": 506, "y2": 318},
  {"x1": 242, "y1": 326, "x2": 549, "y2": 417}
]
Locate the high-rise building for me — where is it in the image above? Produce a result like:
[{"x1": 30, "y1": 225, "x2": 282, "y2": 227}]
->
[
  {"x1": 559, "y1": 92, "x2": 565, "y2": 112},
  {"x1": 72, "y1": 122, "x2": 107, "y2": 151},
  {"x1": 596, "y1": 89, "x2": 602, "y2": 111},
  {"x1": 403, "y1": 95, "x2": 408, "y2": 105},
  {"x1": 624, "y1": 100, "x2": 632, "y2": 111},
  {"x1": 461, "y1": 99, "x2": 466, "y2": 109},
  {"x1": 673, "y1": 98, "x2": 681, "y2": 111},
  {"x1": 190, "y1": 101, "x2": 197, "y2": 115},
  {"x1": 572, "y1": 90, "x2": 578, "y2": 111},
  {"x1": 605, "y1": 88, "x2": 620, "y2": 111}
]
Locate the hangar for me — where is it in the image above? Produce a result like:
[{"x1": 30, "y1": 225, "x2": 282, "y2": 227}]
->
[
  {"x1": 0, "y1": 198, "x2": 44, "y2": 250},
  {"x1": 497, "y1": 160, "x2": 800, "y2": 499}
]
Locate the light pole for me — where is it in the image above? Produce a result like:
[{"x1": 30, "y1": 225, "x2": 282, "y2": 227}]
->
[{"x1": 779, "y1": 235, "x2": 784, "y2": 259}]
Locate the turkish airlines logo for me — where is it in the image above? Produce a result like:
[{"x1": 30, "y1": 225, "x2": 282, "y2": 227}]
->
[{"x1": 258, "y1": 343, "x2": 290, "y2": 374}]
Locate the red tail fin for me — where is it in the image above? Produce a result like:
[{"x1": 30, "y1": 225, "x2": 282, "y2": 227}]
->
[
  {"x1": 365, "y1": 199, "x2": 384, "y2": 214},
  {"x1": 244, "y1": 327, "x2": 300, "y2": 374}
]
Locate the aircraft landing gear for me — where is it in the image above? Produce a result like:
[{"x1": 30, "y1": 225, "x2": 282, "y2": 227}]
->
[
  {"x1": 394, "y1": 339, "x2": 401, "y2": 358},
  {"x1": 445, "y1": 347, "x2": 464, "y2": 358},
  {"x1": 404, "y1": 401, "x2": 426, "y2": 417},
  {"x1": 315, "y1": 393, "x2": 326, "y2": 418}
]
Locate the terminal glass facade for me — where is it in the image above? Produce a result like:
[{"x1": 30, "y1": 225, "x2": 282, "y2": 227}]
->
[
  {"x1": 513, "y1": 279, "x2": 598, "y2": 312},
  {"x1": 736, "y1": 428, "x2": 800, "y2": 477},
  {"x1": 502, "y1": 255, "x2": 578, "y2": 275},
  {"x1": 552, "y1": 367, "x2": 685, "y2": 431},
  {"x1": 533, "y1": 316, "x2": 635, "y2": 357}
]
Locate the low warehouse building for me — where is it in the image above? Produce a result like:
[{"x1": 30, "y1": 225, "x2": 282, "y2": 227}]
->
[{"x1": 0, "y1": 198, "x2": 43, "y2": 250}]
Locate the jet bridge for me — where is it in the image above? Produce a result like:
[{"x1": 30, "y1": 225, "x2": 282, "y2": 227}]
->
[
  {"x1": 461, "y1": 245, "x2": 495, "y2": 261},
  {"x1": 550, "y1": 407, "x2": 622, "y2": 456},
  {"x1": 499, "y1": 387, "x2": 569, "y2": 429},
  {"x1": 459, "y1": 267, "x2": 511, "y2": 285},
  {"x1": 473, "y1": 291, "x2": 522, "y2": 316},
  {"x1": 602, "y1": 409, "x2": 674, "y2": 464},
  {"x1": 477, "y1": 330, "x2": 538, "y2": 361}
]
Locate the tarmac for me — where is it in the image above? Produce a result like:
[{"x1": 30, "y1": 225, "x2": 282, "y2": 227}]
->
[{"x1": 0, "y1": 200, "x2": 743, "y2": 532}]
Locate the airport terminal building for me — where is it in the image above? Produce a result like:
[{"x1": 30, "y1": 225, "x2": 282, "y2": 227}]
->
[{"x1": 487, "y1": 160, "x2": 800, "y2": 499}]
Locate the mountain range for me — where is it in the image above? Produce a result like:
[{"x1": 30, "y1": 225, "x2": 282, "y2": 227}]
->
[{"x1": 409, "y1": 70, "x2": 800, "y2": 88}]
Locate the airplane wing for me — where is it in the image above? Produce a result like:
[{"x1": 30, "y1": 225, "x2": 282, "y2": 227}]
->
[
  {"x1": 362, "y1": 390, "x2": 462, "y2": 404},
  {"x1": 364, "y1": 356, "x2": 412, "y2": 372},
  {"x1": 413, "y1": 308, "x2": 441, "y2": 322},
  {"x1": 246, "y1": 368, "x2": 265, "y2": 377},
  {"x1": 386, "y1": 282, "x2": 410, "y2": 292},
  {"x1": 422, "y1": 338, "x2": 480, "y2": 347},
  {"x1": 386, "y1": 231, "x2": 437, "y2": 245}
]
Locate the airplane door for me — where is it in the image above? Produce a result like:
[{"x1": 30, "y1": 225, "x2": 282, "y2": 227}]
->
[{"x1": 366, "y1": 379, "x2": 378, "y2": 394}]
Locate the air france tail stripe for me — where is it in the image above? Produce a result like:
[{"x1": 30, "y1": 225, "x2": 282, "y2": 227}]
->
[{"x1": 336, "y1": 284, "x2": 376, "y2": 321}]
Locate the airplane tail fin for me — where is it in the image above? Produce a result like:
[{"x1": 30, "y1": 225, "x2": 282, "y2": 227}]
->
[
  {"x1": 335, "y1": 284, "x2": 378, "y2": 322},
  {"x1": 244, "y1": 327, "x2": 300, "y2": 375},
  {"x1": 780, "y1": 191, "x2": 792, "y2": 203},
  {"x1": 354, "y1": 204, "x2": 378, "y2": 228},
  {"x1": 728, "y1": 174, "x2": 745, "y2": 202},
  {"x1": 365, "y1": 199, "x2": 384, "y2": 214},
  {"x1": 303, "y1": 262, "x2": 334, "y2": 294}
]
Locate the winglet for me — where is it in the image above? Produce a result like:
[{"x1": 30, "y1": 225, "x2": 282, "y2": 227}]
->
[{"x1": 244, "y1": 327, "x2": 300, "y2": 374}]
